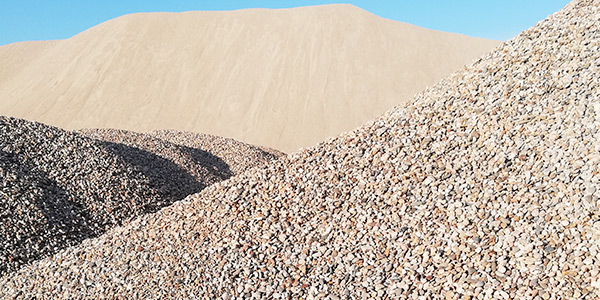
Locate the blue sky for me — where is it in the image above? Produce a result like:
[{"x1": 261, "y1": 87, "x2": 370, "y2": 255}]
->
[{"x1": 0, "y1": 0, "x2": 571, "y2": 46}]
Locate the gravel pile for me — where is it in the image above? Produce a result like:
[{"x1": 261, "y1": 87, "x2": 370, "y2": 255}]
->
[
  {"x1": 80, "y1": 128, "x2": 283, "y2": 181},
  {"x1": 146, "y1": 130, "x2": 285, "y2": 175},
  {"x1": 0, "y1": 120, "x2": 281, "y2": 275},
  {"x1": 2, "y1": 0, "x2": 599, "y2": 299}
]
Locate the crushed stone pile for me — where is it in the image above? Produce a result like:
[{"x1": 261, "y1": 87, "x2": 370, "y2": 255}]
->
[
  {"x1": 2, "y1": 0, "x2": 600, "y2": 299},
  {"x1": 146, "y1": 130, "x2": 285, "y2": 175},
  {"x1": 0, "y1": 119, "x2": 281, "y2": 275}
]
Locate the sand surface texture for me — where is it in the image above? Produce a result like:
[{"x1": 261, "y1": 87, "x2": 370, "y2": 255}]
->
[
  {"x1": 0, "y1": 4, "x2": 499, "y2": 152},
  {"x1": 2, "y1": 0, "x2": 598, "y2": 299}
]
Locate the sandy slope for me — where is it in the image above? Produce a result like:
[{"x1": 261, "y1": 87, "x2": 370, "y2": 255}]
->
[
  {"x1": 0, "y1": 41, "x2": 56, "y2": 83},
  {"x1": 0, "y1": 4, "x2": 500, "y2": 152}
]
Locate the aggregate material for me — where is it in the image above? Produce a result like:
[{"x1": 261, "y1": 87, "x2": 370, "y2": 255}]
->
[
  {"x1": 146, "y1": 130, "x2": 285, "y2": 175},
  {"x1": 80, "y1": 129, "x2": 284, "y2": 180},
  {"x1": 0, "y1": 122, "x2": 281, "y2": 275},
  {"x1": 2, "y1": 0, "x2": 600, "y2": 299}
]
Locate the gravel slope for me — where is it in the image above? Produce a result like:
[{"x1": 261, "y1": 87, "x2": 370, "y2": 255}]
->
[
  {"x1": 80, "y1": 129, "x2": 284, "y2": 179},
  {"x1": 0, "y1": 120, "x2": 281, "y2": 275},
  {"x1": 2, "y1": 0, "x2": 599, "y2": 299},
  {"x1": 146, "y1": 130, "x2": 285, "y2": 175}
]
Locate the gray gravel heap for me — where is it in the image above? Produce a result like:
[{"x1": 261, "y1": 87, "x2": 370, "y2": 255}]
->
[
  {"x1": 0, "y1": 120, "x2": 281, "y2": 275},
  {"x1": 2, "y1": 0, "x2": 600, "y2": 299}
]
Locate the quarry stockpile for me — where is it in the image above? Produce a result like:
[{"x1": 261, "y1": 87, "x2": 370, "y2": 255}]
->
[
  {"x1": 0, "y1": 119, "x2": 280, "y2": 275},
  {"x1": 1, "y1": 0, "x2": 599, "y2": 299}
]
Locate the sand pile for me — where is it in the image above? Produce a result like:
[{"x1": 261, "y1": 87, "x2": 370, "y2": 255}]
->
[
  {"x1": 2, "y1": 0, "x2": 599, "y2": 299},
  {"x1": 0, "y1": 4, "x2": 499, "y2": 152},
  {"x1": 0, "y1": 118, "x2": 281, "y2": 275}
]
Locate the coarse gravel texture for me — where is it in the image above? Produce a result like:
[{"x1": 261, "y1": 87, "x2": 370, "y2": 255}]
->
[
  {"x1": 146, "y1": 130, "x2": 285, "y2": 175},
  {"x1": 80, "y1": 128, "x2": 284, "y2": 180},
  {"x1": 2, "y1": 0, "x2": 600, "y2": 299},
  {"x1": 0, "y1": 121, "x2": 282, "y2": 276}
]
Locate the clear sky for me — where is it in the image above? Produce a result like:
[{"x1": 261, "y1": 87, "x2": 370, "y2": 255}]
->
[{"x1": 0, "y1": 0, "x2": 571, "y2": 46}]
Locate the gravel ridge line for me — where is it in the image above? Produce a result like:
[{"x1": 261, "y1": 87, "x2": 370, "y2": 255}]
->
[{"x1": 1, "y1": 0, "x2": 599, "y2": 299}]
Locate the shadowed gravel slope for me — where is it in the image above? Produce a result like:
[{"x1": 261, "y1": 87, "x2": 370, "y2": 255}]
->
[
  {"x1": 147, "y1": 130, "x2": 285, "y2": 175},
  {"x1": 0, "y1": 119, "x2": 280, "y2": 275}
]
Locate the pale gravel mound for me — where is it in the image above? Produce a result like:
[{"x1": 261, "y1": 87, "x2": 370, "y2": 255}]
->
[
  {"x1": 147, "y1": 130, "x2": 285, "y2": 175},
  {"x1": 0, "y1": 120, "x2": 280, "y2": 276},
  {"x1": 80, "y1": 129, "x2": 233, "y2": 181},
  {"x1": 0, "y1": 4, "x2": 500, "y2": 152},
  {"x1": 2, "y1": 0, "x2": 599, "y2": 299}
]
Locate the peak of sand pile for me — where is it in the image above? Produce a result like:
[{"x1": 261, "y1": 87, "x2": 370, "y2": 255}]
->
[
  {"x1": 0, "y1": 118, "x2": 281, "y2": 275},
  {"x1": 3, "y1": 0, "x2": 599, "y2": 299},
  {"x1": 0, "y1": 4, "x2": 499, "y2": 152}
]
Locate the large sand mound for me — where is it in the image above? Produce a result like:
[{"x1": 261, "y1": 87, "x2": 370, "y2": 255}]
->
[
  {"x1": 2, "y1": 0, "x2": 597, "y2": 298},
  {"x1": 0, "y1": 4, "x2": 499, "y2": 152},
  {"x1": 0, "y1": 117, "x2": 280, "y2": 274}
]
